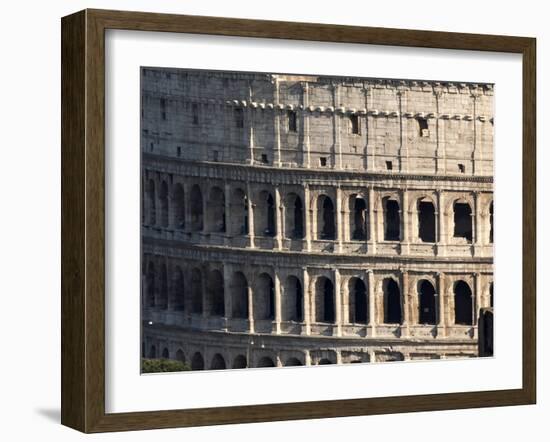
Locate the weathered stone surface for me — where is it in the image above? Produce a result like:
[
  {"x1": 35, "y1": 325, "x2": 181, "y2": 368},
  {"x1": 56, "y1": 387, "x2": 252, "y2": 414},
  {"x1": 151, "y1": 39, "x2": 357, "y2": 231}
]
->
[{"x1": 141, "y1": 68, "x2": 494, "y2": 370}]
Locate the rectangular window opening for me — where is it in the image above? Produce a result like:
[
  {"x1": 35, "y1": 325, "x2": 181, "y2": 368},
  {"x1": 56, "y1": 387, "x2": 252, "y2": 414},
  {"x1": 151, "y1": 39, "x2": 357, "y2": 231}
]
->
[
  {"x1": 261, "y1": 154, "x2": 268, "y2": 164},
  {"x1": 234, "y1": 108, "x2": 244, "y2": 128},
  {"x1": 350, "y1": 114, "x2": 360, "y2": 134},
  {"x1": 192, "y1": 103, "x2": 199, "y2": 125},
  {"x1": 176, "y1": 146, "x2": 181, "y2": 157},
  {"x1": 319, "y1": 157, "x2": 327, "y2": 167},
  {"x1": 417, "y1": 117, "x2": 429, "y2": 137},
  {"x1": 386, "y1": 161, "x2": 393, "y2": 171},
  {"x1": 288, "y1": 110, "x2": 297, "y2": 132},
  {"x1": 458, "y1": 163, "x2": 466, "y2": 173}
]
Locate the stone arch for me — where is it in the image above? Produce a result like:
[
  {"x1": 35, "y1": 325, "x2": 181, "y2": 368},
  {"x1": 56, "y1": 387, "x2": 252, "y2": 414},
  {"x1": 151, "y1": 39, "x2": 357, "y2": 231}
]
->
[
  {"x1": 317, "y1": 194, "x2": 335, "y2": 240},
  {"x1": 315, "y1": 276, "x2": 335, "y2": 323},
  {"x1": 190, "y1": 267, "x2": 203, "y2": 314},
  {"x1": 232, "y1": 355, "x2": 247, "y2": 369},
  {"x1": 453, "y1": 199, "x2": 473, "y2": 242},
  {"x1": 257, "y1": 356, "x2": 276, "y2": 368},
  {"x1": 207, "y1": 269, "x2": 225, "y2": 317},
  {"x1": 210, "y1": 353, "x2": 226, "y2": 370},
  {"x1": 417, "y1": 197, "x2": 436, "y2": 243},
  {"x1": 285, "y1": 193, "x2": 304, "y2": 239},
  {"x1": 231, "y1": 272, "x2": 248, "y2": 319},
  {"x1": 158, "y1": 262, "x2": 168, "y2": 309},
  {"x1": 284, "y1": 357, "x2": 303, "y2": 366},
  {"x1": 383, "y1": 196, "x2": 400, "y2": 241},
  {"x1": 254, "y1": 272, "x2": 275, "y2": 320},
  {"x1": 229, "y1": 187, "x2": 248, "y2": 235},
  {"x1": 161, "y1": 347, "x2": 170, "y2": 359},
  {"x1": 349, "y1": 194, "x2": 368, "y2": 240},
  {"x1": 454, "y1": 280, "x2": 473, "y2": 325},
  {"x1": 172, "y1": 266, "x2": 185, "y2": 311},
  {"x1": 175, "y1": 349, "x2": 185, "y2": 363},
  {"x1": 349, "y1": 277, "x2": 368, "y2": 324},
  {"x1": 146, "y1": 179, "x2": 156, "y2": 225},
  {"x1": 145, "y1": 261, "x2": 156, "y2": 308},
  {"x1": 256, "y1": 190, "x2": 276, "y2": 237},
  {"x1": 383, "y1": 277, "x2": 402, "y2": 324},
  {"x1": 191, "y1": 352, "x2": 204, "y2": 370},
  {"x1": 318, "y1": 358, "x2": 333, "y2": 365},
  {"x1": 159, "y1": 180, "x2": 169, "y2": 227},
  {"x1": 206, "y1": 186, "x2": 226, "y2": 232},
  {"x1": 189, "y1": 184, "x2": 203, "y2": 231},
  {"x1": 172, "y1": 183, "x2": 185, "y2": 229},
  {"x1": 282, "y1": 275, "x2": 303, "y2": 322},
  {"x1": 418, "y1": 279, "x2": 436, "y2": 324}
]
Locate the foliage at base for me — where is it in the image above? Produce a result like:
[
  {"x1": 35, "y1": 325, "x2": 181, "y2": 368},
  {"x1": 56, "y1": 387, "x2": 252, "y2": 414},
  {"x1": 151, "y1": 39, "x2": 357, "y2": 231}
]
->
[{"x1": 141, "y1": 358, "x2": 191, "y2": 373}]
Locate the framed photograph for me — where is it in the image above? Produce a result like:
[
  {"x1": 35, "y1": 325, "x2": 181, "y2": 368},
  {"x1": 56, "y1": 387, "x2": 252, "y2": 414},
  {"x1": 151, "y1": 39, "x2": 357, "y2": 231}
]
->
[{"x1": 61, "y1": 9, "x2": 536, "y2": 433}]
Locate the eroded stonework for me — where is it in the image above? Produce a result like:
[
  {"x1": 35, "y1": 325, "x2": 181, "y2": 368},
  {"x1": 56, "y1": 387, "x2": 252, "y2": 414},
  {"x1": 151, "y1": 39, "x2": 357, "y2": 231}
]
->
[{"x1": 141, "y1": 68, "x2": 494, "y2": 370}]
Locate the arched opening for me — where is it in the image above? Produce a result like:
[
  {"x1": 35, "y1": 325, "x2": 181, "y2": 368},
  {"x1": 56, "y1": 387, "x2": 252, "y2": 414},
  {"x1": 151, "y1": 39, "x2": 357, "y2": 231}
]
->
[
  {"x1": 285, "y1": 193, "x2": 304, "y2": 239},
  {"x1": 190, "y1": 268, "x2": 203, "y2": 314},
  {"x1": 490, "y1": 282, "x2": 494, "y2": 308},
  {"x1": 207, "y1": 269, "x2": 225, "y2": 317},
  {"x1": 349, "y1": 277, "x2": 368, "y2": 324},
  {"x1": 315, "y1": 277, "x2": 335, "y2": 323},
  {"x1": 285, "y1": 357, "x2": 303, "y2": 366},
  {"x1": 318, "y1": 358, "x2": 332, "y2": 365},
  {"x1": 232, "y1": 355, "x2": 247, "y2": 369},
  {"x1": 256, "y1": 190, "x2": 276, "y2": 237},
  {"x1": 146, "y1": 179, "x2": 156, "y2": 225},
  {"x1": 489, "y1": 202, "x2": 494, "y2": 243},
  {"x1": 418, "y1": 279, "x2": 436, "y2": 324},
  {"x1": 159, "y1": 180, "x2": 169, "y2": 227},
  {"x1": 317, "y1": 195, "x2": 335, "y2": 240},
  {"x1": 173, "y1": 183, "x2": 185, "y2": 229},
  {"x1": 172, "y1": 266, "x2": 185, "y2": 311},
  {"x1": 418, "y1": 199, "x2": 436, "y2": 243},
  {"x1": 384, "y1": 198, "x2": 400, "y2": 241},
  {"x1": 383, "y1": 278, "x2": 402, "y2": 324},
  {"x1": 161, "y1": 347, "x2": 169, "y2": 359},
  {"x1": 283, "y1": 276, "x2": 303, "y2": 322},
  {"x1": 210, "y1": 354, "x2": 226, "y2": 370},
  {"x1": 257, "y1": 357, "x2": 276, "y2": 368},
  {"x1": 148, "y1": 345, "x2": 156, "y2": 359},
  {"x1": 145, "y1": 262, "x2": 155, "y2": 307},
  {"x1": 206, "y1": 186, "x2": 226, "y2": 232},
  {"x1": 453, "y1": 201, "x2": 472, "y2": 242},
  {"x1": 189, "y1": 184, "x2": 203, "y2": 231},
  {"x1": 350, "y1": 196, "x2": 367, "y2": 240},
  {"x1": 191, "y1": 352, "x2": 204, "y2": 370},
  {"x1": 175, "y1": 349, "x2": 185, "y2": 363},
  {"x1": 231, "y1": 272, "x2": 248, "y2": 319},
  {"x1": 255, "y1": 273, "x2": 275, "y2": 320},
  {"x1": 158, "y1": 262, "x2": 168, "y2": 309},
  {"x1": 229, "y1": 188, "x2": 247, "y2": 235},
  {"x1": 454, "y1": 280, "x2": 473, "y2": 325}
]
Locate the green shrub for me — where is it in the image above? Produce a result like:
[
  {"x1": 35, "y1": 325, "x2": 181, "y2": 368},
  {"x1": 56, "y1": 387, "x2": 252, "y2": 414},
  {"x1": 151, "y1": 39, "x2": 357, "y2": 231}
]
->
[{"x1": 141, "y1": 358, "x2": 191, "y2": 373}]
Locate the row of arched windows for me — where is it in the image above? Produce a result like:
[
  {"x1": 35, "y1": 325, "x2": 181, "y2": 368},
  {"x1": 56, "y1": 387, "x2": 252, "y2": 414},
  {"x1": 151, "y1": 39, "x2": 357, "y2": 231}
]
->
[
  {"x1": 144, "y1": 347, "x2": 320, "y2": 370},
  {"x1": 143, "y1": 179, "x2": 493, "y2": 244},
  {"x1": 144, "y1": 262, "x2": 491, "y2": 326}
]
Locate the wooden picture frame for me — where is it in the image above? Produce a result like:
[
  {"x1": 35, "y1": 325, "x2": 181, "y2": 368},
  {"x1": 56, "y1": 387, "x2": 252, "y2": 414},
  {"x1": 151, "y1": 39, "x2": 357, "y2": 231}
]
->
[{"x1": 61, "y1": 8, "x2": 536, "y2": 433}]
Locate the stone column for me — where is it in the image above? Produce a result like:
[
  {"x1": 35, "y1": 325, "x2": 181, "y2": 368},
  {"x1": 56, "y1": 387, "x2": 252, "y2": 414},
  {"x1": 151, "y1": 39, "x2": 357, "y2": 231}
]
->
[
  {"x1": 223, "y1": 264, "x2": 232, "y2": 330},
  {"x1": 302, "y1": 82, "x2": 311, "y2": 168},
  {"x1": 248, "y1": 83, "x2": 255, "y2": 165},
  {"x1": 274, "y1": 79, "x2": 282, "y2": 167},
  {"x1": 302, "y1": 267, "x2": 311, "y2": 335},
  {"x1": 334, "y1": 269, "x2": 342, "y2": 336},
  {"x1": 336, "y1": 187, "x2": 343, "y2": 253},
  {"x1": 247, "y1": 273, "x2": 255, "y2": 333},
  {"x1": 336, "y1": 351, "x2": 343, "y2": 365},
  {"x1": 368, "y1": 187, "x2": 377, "y2": 254},
  {"x1": 367, "y1": 270, "x2": 376, "y2": 337},
  {"x1": 437, "y1": 191, "x2": 445, "y2": 256},
  {"x1": 224, "y1": 182, "x2": 231, "y2": 240},
  {"x1": 201, "y1": 264, "x2": 208, "y2": 325},
  {"x1": 402, "y1": 189, "x2": 410, "y2": 254},
  {"x1": 201, "y1": 184, "x2": 208, "y2": 233},
  {"x1": 437, "y1": 272, "x2": 447, "y2": 337},
  {"x1": 332, "y1": 84, "x2": 343, "y2": 169},
  {"x1": 401, "y1": 269, "x2": 410, "y2": 336},
  {"x1": 474, "y1": 191, "x2": 481, "y2": 255},
  {"x1": 304, "y1": 349, "x2": 312, "y2": 366},
  {"x1": 273, "y1": 272, "x2": 282, "y2": 334},
  {"x1": 182, "y1": 182, "x2": 191, "y2": 232},
  {"x1": 275, "y1": 186, "x2": 283, "y2": 250},
  {"x1": 474, "y1": 272, "x2": 481, "y2": 326},
  {"x1": 304, "y1": 185, "x2": 312, "y2": 251},
  {"x1": 246, "y1": 182, "x2": 255, "y2": 248}
]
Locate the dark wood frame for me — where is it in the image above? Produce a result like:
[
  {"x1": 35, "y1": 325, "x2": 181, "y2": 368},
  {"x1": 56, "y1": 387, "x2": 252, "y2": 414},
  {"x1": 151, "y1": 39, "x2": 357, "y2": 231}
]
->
[{"x1": 61, "y1": 8, "x2": 536, "y2": 433}]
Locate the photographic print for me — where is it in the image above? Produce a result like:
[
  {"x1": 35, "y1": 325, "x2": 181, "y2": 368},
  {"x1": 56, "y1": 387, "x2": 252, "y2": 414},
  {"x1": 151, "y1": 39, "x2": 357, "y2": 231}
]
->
[{"x1": 140, "y1": 67, "x2": 494, "y2": 373}]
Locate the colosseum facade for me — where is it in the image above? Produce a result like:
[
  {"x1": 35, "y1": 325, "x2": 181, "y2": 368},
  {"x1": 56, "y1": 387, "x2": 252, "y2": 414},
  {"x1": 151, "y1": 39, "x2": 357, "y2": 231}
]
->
[{"x1": 141, "y1": 68, "x2": 494, "y2": 371}]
